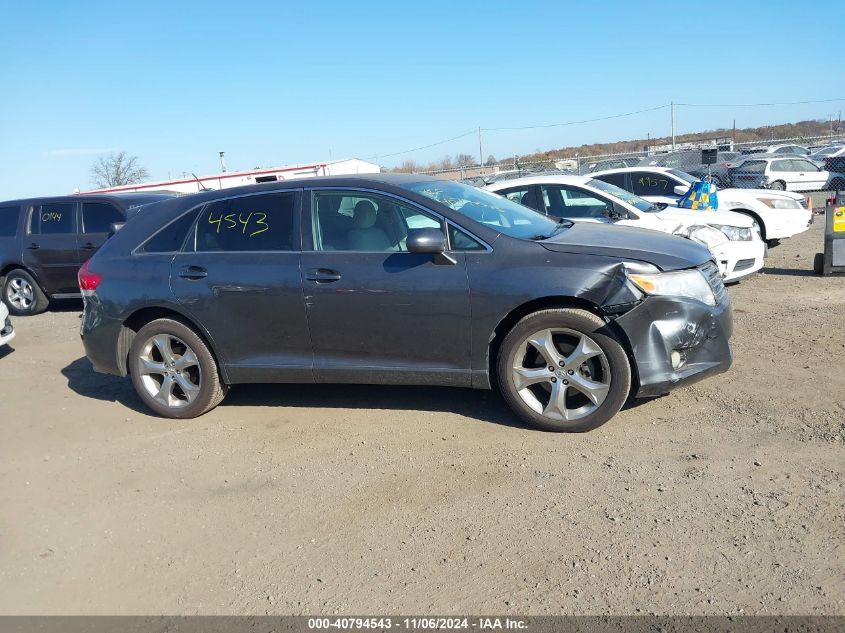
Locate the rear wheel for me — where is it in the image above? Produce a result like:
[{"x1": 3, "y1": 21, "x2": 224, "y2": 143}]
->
[
  {"x1": 128, "y1": 318, "x2": 226, "y2": 418},
  {"x1": 770, "y1": 180, "x2": 786, "y2": 191},
  {"x1": 497, "y1": 308, "x2": 631, "y2": 432},
  {"x1": 2, "y1": 269, "x2": 49, "y2": 316}
]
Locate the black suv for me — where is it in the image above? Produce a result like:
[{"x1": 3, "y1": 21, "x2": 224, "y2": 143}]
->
[
  {"x1": 80, "y1": 175, "x2": 733, "y2": 432},
  {"x1": 0, "y1": 193, "x2": 175, "y2": 315}
]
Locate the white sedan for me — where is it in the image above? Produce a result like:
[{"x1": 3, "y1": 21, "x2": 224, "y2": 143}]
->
[
  {"x1": 0, "y1": 302, "x2": 15, "y2": 348},
  {"x1": 589, "y1": 166, "x2": 813, "y2": 243},
  {"x1": 484, "y1": 174, "x2": 766, "y2": 282}
]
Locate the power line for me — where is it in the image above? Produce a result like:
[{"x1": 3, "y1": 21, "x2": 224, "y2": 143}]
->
[
  {"x1": 370, "y1": 129, "x2": 477, "y2": 160},
  {"x1": 676, "y1": 98, "x2": 845, "y2": 107},
  {"x1": 482, "y1": 104, "x2": 669, "y2": 131}
]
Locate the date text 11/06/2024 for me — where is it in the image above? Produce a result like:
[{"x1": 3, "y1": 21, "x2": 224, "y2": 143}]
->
[{"x1": 307, "y1": 617, "x2": 528, "y2": 630}]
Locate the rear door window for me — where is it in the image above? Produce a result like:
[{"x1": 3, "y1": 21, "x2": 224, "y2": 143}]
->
[
  {"x1": 540, "y1": 185, "x2": 610, "y2": 218},
  {"x1": 0, "y1": 206, "x2": 20, "y2": 237},
  {"x1": 630, "y1": 171, "x2": 673, "y2": 196},
  {"x1": 31, "y1": 202, "x2": 75, "y2": 234},
  {"x1": 770, "y1": 160, "x2": 792, "y2": 172},
  {"x1": 593, "y1": 172, "x2": 627, "y2": 188},
  {"x1": 81, "y1": 202, "x2": 124, "y2": 234},
  {"x1": 194, "y1": 192, "x2": 296, "y2": 252}
]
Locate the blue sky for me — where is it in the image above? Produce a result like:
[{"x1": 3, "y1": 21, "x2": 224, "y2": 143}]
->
[{"x1": 1, "y1": 0, "x2": 842, "y2": 197}]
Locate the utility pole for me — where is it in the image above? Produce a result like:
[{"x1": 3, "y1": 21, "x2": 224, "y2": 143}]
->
[
  {"x1": 732, "y1": 119, "x2": 736, "y2": 149},
  {"x1": 671, "y1": 101, "x2": 676, "y2": 150},
  {"x1": 219, "y1": 151, "x2": 226, "y2": 173},
  {"x1": 478, "y1": 126, "x2": 484, "y2": 174}
]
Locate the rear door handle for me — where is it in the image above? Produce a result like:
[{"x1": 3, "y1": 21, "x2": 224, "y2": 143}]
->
[
  {"x1": 305, "y1": 268, "x2": 342, "y2": 283},
  {"x1": 80, "y1": 242, "x2": 97, "y2": 251},
  {"x1": 27, "y1": 243, "x2": 39, "y2": 250},
  {"x1": 178, "y1": 265, "x2": 208, "y2": 280}
]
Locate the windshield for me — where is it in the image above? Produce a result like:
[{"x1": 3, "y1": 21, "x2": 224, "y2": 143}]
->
[
  {"x1": 586, "y1": 178, "x2": 658, "y2": 212},
  {"x1": 402, "y1": 180, "x2": 566, "y2": 240},
  {"x1": 667, "y1": 169, "x2": 699, "y2": 185}
]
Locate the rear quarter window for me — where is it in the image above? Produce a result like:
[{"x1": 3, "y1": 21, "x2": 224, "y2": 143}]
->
[
  {"x1": 0, "y1": 206, "x2": 20, "y2": 237},
  {"x1": 139, "y1": 209, "x2": 200, "y2": 253}
]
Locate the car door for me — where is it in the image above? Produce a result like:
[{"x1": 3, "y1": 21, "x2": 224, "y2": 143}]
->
[
  {"x1": 22, "y1": 200, "x2": 81, "y2": 295},
  {"x1": 301, "y1": 188, "x2": 472, "y2": 386},
  {"x1": 78, "y1": 200, "x2": 125, "y2": 260},
  {"x1": 791, "y1": 158, "x2": 827, "y2": 190},
  {"x1": 169, "y1": 190, "x2": 312, "y2": 382}
]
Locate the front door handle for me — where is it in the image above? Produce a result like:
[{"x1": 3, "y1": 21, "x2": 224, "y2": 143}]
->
[
  {"x1": 80, "y1": 242, "x2": 97, "y2": 251},
  {"x1": 305, "y1": 268, "x2": 342, "y2": 283},
  {"x1": 178, "y1": 265, "x2": 208, "y2": 280},
  {"x1": 27, "y1": 243, "x2": 39, "y2": 250}
]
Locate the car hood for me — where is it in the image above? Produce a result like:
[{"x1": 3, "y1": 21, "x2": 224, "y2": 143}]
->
[
  {"x1": 653, "y1": 206, "x2": 755, "y2": 228},
  {"x1": 539, "y1": 223, "x2": 711, "y2": 272}
]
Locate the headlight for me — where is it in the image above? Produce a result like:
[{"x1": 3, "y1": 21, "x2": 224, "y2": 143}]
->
[
  {"x1": 709, "y1": 224, "x2": 753, "y2": 241},
  {"x1": 628, "y1": 269, "x2": 716, "y2": 306},
  {"x1": 676, "y1": 224, "x2": 729, "y2": 249},
  {"x1": 756, "y1": 197, "x2": 800, "y2": 210}
]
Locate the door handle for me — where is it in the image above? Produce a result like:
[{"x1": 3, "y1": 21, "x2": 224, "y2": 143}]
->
[
  {"x1": 80, "y1": 242, "x2": 97, "y2": 251},
  {"x1": 305, "y1": 268, "x2": 342, "y2": 283},
  {"x1": 27, "y1": 243, "x2": 39, "y2": 250},
  {"x1": 178, "y1": 265, "x2": 208, "y2": 280}
]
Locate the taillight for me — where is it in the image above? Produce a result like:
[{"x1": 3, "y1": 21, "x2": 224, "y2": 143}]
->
[{"x1": 78, "y1": 259, "x2": 102, "y2": 295}]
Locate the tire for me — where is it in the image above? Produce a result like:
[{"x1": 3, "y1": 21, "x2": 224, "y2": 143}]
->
[
  {"x1": 128, "y1": 318, "x2": 226, "y2": 419},
  {"x1": 2, "y1": 269, "x2": 49, "y2": 316},
  {"x1": 497, "y1": 308, "x2": 631, "y2": 432},
  {"x1": 770, "y1": 180, "x2": 786, "y2": 191},
  {"x1": 814, "y1": 252, "x2": 824, "y2": 276}
]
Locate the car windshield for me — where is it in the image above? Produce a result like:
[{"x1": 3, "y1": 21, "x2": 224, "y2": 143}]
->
[
  {"x1": 586, "y1": 179, "x2": 658, "y2": 212},
  {"x1": 667, "y1": 169, "x2": 699, "y2": 185},
  {"x1": 402, "y1": 180, "x2": 566, "y2": 240}
]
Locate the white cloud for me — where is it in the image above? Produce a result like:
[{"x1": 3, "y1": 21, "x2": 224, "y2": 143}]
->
[{"x1": 46, "y1": 148, "x2": 119, "y2": 157}]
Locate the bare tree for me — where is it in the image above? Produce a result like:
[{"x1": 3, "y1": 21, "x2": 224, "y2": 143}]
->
[
  {"x1": 455, "y1": 153, "x2": 475, "y2": 168},
  {"x1": 485, "y1": 154, "x2": 497, "y2": 166},
  {"x1": 90, "y1": 152, "x2": 149, "y2": 188}
]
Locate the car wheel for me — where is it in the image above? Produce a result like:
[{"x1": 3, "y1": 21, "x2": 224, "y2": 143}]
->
[
  {"x1": 2, "y1": 269, "x2": 49, "y2": 316},
  {"x1": 497, "y1": 308, "x2": 631, "y2": 432},
  {"x1": 770, "y1": 180, "x2": 786, "y2": 190},
  {"x1": 128, "y1": 318, "x2": 226, "y2": 419}
]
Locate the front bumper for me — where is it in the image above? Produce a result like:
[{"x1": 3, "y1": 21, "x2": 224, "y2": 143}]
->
[
  {"x1": 713, "y1": 237, "x2": 766, "y2": 282},
  {"x1": 0, "y1": 316, "x2": 15, "y2": 347},
  {"x1": 615, "y1": 294, "x2": 733, "y2": 398},
  {"x1": 764, "y1": 209, "x2": 813, "y2": 240}
]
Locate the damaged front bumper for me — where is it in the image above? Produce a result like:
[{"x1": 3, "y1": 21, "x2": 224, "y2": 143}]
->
[{"x1": 614, "y1": 294, "x2": 733, "y2": 398}]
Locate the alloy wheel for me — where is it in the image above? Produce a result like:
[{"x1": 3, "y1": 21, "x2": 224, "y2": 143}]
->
[
  {"x1": 6, "y1": 277, "x2": 34, "y2": 310},
  {"x1": 511, "y1": 328, "x2": 611, "y2": 422},
  {"x1": 137, "y1": 334, "x2": 202, "y2": 409}
]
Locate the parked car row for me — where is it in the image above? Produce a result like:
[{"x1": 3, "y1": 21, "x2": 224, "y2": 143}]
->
[{"x1": 479, "y1": 166, "x2": 812, "y2": 285}]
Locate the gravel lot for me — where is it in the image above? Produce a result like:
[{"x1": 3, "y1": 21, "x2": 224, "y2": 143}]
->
[{"x1": 0, "y1": 220, "x2": 842, "y2": 616}]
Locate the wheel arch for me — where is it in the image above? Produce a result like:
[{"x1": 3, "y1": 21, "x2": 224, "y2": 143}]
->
[
  {"x1": 729, "y1": 208, "x2": 766, "y2": 241},
  {"x1": 487, "y1": 296, "x2": 638, "y2": 391},
  {"x1": 118, "y1": 305, "x2": 229, "y2": 382}
]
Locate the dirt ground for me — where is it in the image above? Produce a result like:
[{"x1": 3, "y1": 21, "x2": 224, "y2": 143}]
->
[{"x1": 0, "y1": 220, "x2": 842, "y2": 616}]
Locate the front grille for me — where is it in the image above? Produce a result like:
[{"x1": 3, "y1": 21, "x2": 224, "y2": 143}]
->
[
  {"x1": 699, "y1": 260, "x2": 728, "y2": 304},
  {"x1": 733, "y1": 258, "x2": 756, "y2": 272}
]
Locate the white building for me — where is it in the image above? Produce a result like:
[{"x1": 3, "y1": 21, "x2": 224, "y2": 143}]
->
[{"x1": 80, "y1": 158, "x2": 381, "y2": 195}]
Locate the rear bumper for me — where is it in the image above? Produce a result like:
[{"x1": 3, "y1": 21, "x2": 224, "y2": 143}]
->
[
  {"x1": 80, "y1": 296, "x2": 125, "y2": 376},
  {"x1": 615, "y1": 294, "x2": 733, "y2": 398}
]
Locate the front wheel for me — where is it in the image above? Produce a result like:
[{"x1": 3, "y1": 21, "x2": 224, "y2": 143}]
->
[
  {"x1": 497, "y1": 308, "x2": 631, "y2": 432},
  {"x1": 128, "y1": 318, "x2": 226, "y2": 418}
]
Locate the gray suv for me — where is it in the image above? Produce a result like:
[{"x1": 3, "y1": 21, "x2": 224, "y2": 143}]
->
[{"x1": 80, "y1": 175, "x2": 732, "y2": 432}]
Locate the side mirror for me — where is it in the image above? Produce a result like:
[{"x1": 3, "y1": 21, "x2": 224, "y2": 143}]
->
[
  {"x1": 108, "y1": 222, "x2": 125, "y2": 237},
  {"x1": 406, "y1": 228, "x2": 447, "y2": 254},
  {"x1": 603, "y1": 204, "x2": 628, "y2": 221},
  {"x1": 673, "y1": 184, "x2": 689, "y2": 196}
]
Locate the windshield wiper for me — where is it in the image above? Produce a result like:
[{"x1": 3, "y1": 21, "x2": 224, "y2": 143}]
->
[{"x1": 531, "y1": 219, "x2": 573, "y2": 240}]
